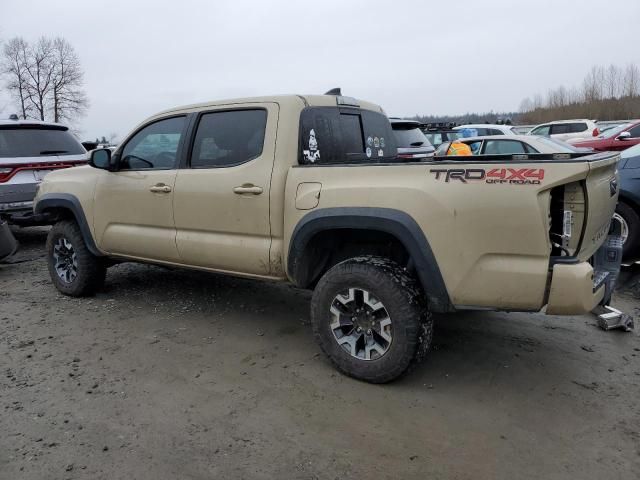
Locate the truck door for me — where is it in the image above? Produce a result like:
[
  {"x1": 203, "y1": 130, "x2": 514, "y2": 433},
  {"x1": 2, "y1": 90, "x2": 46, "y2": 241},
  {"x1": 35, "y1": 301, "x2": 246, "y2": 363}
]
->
[
  {"x1": 93, "y1": 116, "x2": 187, "y2": 262},
  {"x1": 173, "y1": 103, "x2": 278, "y2": 275}
]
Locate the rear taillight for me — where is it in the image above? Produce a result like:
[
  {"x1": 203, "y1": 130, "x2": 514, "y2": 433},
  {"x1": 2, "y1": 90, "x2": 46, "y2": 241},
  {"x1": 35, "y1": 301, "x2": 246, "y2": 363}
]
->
[
  {"x1": 593, "y1": 128, "x2": 600, "y2": 136},
  {"x1": 0, "y1": 167, "x2": 14, "y2": 182},
  {"x1": 0, "y1": 160, "x2": 86, "y2": 183}
]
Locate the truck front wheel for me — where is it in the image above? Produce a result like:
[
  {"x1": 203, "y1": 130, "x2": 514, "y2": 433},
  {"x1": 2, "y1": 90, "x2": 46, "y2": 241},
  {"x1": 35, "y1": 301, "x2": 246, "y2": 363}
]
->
[
  {"x1": 46, "y1": 220, "x2": 106, "y2": 297},
  {"x1": 310, "y1": 256, "x2": 432, "y2": 383}
]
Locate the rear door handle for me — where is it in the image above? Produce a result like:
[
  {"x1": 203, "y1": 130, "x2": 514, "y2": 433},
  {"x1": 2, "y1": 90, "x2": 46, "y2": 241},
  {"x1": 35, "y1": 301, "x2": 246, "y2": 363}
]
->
[
  {"x1": 233, "y1": 184, "x2": 263, "y2": 195},
  {"x1": 149, "y1": 183, "x2": 172, "y2": 193}
]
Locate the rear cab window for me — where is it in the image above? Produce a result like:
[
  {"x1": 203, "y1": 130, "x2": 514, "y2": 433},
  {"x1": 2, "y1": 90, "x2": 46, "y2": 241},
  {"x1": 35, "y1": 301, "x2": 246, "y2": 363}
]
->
[
  {"x1": 299, "y1": 107, "x2": 397, "y2": 164},
  {"x1": 0, "y1": 126, "x2": 85, "y2": 158}
]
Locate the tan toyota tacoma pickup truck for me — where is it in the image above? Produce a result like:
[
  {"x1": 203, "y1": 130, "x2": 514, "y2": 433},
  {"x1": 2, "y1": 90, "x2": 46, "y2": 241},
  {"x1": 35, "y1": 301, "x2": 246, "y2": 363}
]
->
[{"x1": 33, "y1": 92, "x2": 622, "y2": 383}]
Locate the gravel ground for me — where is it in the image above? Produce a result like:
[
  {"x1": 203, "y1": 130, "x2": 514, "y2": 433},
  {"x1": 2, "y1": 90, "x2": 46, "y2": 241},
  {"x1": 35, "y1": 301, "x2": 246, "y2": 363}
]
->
[{"x1": 1, "y1": 227, "x2": 639, "y2": 480}]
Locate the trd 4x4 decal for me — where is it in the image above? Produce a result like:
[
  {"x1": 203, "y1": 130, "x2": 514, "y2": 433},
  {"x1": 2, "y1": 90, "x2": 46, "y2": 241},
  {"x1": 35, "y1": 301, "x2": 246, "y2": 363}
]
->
[{"x1": 430, "y1": 168, "x2": 545, "y2": 185}]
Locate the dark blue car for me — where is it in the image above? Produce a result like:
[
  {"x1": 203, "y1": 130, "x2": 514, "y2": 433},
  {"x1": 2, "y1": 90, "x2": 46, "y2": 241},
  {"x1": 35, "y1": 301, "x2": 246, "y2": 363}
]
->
[{"x1": 615, "y1": 143, "x2": 640, "y2": 258}]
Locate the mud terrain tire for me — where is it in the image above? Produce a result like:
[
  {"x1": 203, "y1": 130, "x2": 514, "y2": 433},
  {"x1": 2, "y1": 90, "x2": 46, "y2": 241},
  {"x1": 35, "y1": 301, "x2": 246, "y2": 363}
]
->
[
  {"x1": 46, "y1": 220, "x2": 106, "y2": 297},
  {"x1": 311, "y1": 256, "x2": 432, "y2": 383}
]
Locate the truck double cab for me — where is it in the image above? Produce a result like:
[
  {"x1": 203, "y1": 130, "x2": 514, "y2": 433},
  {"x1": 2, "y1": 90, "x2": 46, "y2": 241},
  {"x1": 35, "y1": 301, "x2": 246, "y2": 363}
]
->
[{"x1": 34, "y1": 93, "x2": 622, "y2": 383}]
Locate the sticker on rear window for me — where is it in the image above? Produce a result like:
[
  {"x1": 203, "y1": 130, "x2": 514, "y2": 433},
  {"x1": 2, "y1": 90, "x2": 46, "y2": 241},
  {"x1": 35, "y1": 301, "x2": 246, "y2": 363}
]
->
[{"x1": 303, "y1": 129, "x2": 321, "y2": 163}]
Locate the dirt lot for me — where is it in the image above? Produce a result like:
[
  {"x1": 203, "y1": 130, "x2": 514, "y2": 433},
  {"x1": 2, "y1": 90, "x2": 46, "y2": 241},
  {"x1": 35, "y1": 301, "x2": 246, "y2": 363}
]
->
[{"x1": 1, "y1": 227, "x2": 639, "y2": 480}]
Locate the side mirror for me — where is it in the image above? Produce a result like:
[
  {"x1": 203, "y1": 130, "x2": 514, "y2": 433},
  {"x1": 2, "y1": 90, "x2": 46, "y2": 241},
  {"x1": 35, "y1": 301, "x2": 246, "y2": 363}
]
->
[
  {"x1": 89, "y1": 148, "x2": 114, "y2": 170},
  {"x1": 617, "y1": 131, "x2": 632, "y2": 140}
]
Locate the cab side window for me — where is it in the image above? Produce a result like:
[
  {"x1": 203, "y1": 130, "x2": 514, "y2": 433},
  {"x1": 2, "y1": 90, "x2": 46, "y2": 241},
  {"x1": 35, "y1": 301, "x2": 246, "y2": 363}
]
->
[
  {"x1": 190, "y1": 109, "x2": 267, "y2": 168},
  {"x1": 550, "y1": 124, "x2": 570, "y2": 135},
  {"x1": 569, "y1": 123, "x2": 588, "y2": 133},
  {"x1": 119, "y1": 116, "x2": 186, "y2": 170}
]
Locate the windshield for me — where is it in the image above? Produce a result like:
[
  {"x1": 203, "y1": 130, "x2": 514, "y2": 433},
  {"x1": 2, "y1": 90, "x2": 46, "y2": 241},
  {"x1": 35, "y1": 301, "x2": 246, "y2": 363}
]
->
[
  {"x1": 536, "y1": 137, "x2": 580, "y2": 153},
  {"x1": 424, "y1": 131, "x2": 460, "y2": 146},
  {"x1": 0, "y1": 127, "x2": 86, "y2": 158},
  {"x1": 392, "y1": 125, "x2": 432, "y2": 148},
  {"x1": 600, "y1": 123, "x2": 632, "y2": 139}
]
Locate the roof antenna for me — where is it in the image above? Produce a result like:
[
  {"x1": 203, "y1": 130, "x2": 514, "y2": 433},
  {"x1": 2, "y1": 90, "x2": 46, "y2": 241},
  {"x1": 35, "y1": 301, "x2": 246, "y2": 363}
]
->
[{"x1": 324, "y1": 88, "x2": 341, "y2": 96}]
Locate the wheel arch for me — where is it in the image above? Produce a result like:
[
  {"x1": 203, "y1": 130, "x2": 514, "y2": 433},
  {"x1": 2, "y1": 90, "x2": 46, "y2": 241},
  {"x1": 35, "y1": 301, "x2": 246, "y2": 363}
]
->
[
  {"x1": 34, "y1": 193, "x2": 103, "y2": 257},
  {"x1": 287, "y1": 207, "x2": 452, "y2": 313}
]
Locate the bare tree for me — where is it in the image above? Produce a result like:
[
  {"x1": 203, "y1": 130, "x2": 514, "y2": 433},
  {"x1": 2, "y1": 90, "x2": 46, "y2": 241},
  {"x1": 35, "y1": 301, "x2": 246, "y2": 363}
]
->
[
  {"x1": 50, "y1": 37, "x2": 88, "y2": 122},
  {"x1": 519, "y1": 63, "x2": 640, "y2": 123},
  {"x1": 2, "y1": 37, "x2": 31, "y2": 119},
  {"x1": 23, "y1": 37, "x2": 56, "y2": 120},
  {"x1": 0, "y1": 36, "x2": 88, "y2": 123},
  {"x1": 605, "y1": 64, "x2": 621, "y2": 99},
  {"x1": 623, "y1": 63, "x2": 639, "y2": 98}
]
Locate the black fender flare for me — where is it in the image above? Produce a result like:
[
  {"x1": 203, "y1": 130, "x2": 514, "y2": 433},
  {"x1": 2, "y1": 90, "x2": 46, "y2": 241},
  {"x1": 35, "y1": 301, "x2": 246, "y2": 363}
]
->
[
  {"x1": 34, "y1": 193, "x2": 104, "y2": 257},
  {"x1": 288, "y1": 207, "x2": 453, "y2": 313}
]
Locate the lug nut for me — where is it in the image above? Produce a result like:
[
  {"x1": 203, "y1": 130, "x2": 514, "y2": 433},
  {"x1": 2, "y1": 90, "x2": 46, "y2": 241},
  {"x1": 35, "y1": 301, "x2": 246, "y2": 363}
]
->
[{"x1": 367, "y1": 329, "x2": 371, "y2": 335}]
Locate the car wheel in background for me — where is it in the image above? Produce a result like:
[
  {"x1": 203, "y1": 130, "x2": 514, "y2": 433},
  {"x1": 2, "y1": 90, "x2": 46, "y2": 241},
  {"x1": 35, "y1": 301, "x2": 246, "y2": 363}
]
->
[{"x1": 614, "y1": 202, "x2": 639, "y2": 259}]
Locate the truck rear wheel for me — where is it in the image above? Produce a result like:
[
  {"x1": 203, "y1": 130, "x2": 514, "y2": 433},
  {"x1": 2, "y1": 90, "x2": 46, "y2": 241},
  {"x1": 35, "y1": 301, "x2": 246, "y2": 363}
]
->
[
  {"x1": 310, "y1": 256, "x2": 432, "y2": 383},
  {"x1": 46, "y1": 220, "x2": 106, "y2": 297}
]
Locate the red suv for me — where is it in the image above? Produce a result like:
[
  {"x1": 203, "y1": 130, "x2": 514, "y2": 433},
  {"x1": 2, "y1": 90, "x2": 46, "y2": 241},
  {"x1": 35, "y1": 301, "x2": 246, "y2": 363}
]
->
[{"x1": 570, "y1": 121, "x2": 640, "y2": 151}]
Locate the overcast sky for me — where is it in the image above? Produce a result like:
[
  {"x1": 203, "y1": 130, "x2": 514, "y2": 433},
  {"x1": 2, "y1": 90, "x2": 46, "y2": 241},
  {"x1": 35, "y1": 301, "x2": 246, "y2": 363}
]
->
[{"x1": 2, "y1": 0, "x2": 639, "y2": 140}]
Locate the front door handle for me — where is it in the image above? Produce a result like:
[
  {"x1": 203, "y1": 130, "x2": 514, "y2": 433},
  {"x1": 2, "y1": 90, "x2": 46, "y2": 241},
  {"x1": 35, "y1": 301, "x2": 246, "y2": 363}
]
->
[
  {"x1": 233, "y1": 184, "x2": 263, "y2": 195},
  {"x1": 149, "y1": 183, "x2": 172, "y2": 193}
]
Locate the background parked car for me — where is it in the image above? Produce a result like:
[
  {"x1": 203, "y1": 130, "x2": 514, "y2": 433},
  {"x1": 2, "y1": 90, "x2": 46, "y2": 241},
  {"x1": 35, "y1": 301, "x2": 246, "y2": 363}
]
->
[
  {"x1": 435, "y1": 134, "x2": 588, "y2": 156},
  {"x1": 511, "y1": 125, "x2": 535, "y2": 135},
  {"x1": 613, "y1": 143, "x2": 640, "y2": 258},
  {"x1": 420, "y1": 122, "x2": 461, "y2": 148},
  {"x1": 390, "y1": 119, "x2": 435, "y2": 159},
  {"x1": 453, "y1": 123, "x2": 517, "y2": 137},
  {"x1": 569, "y1": 121, "x2": 640, "y2": 151},
  {"x1": 528, "y1": 119, "x2": 599, "y2": 142},
  {"x1": 0, "y1": 118, "x2": 87, "y2": 224}
]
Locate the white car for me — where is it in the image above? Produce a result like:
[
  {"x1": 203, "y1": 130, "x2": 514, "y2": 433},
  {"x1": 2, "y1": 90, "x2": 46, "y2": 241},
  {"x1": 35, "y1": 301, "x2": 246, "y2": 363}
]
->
[
  {"x1": 0, "y1": 117, "x2": 87, "y2": 223},
  {"x1": 528, "y1": 119, "x2": 599, "y2": 142},
  {"x1": 435, "y1": 134, "x2": 590, "y2": 156},
  {"x1": 453, "y1": 124, "x2": 517, "y2": 137}
]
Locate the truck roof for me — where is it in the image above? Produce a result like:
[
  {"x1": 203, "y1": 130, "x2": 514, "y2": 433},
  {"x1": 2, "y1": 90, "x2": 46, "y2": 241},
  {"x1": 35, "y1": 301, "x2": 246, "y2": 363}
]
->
[{"x1": 155, "y1": 94, "x2": 385, "y2": 118}]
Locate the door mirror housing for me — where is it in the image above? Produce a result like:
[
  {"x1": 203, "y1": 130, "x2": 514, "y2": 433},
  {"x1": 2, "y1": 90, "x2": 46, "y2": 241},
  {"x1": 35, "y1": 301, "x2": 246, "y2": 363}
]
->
[
  {"x1": 617, "y1": 131, "x2": 632, "y2": 140},
  {"x1": 89, "y1": 148, "x2": 115, "y2": 170}
]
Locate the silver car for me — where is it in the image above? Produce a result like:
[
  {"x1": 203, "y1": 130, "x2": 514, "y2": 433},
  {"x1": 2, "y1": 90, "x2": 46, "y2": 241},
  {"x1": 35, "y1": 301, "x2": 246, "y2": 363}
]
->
[{"x1": 0, "y1": 118, "x2": 87, "y2": 223}]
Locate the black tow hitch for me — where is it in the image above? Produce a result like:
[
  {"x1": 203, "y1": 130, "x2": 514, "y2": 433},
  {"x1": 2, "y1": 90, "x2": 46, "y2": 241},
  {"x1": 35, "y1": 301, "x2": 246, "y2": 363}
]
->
[{"x1": 592, "y1": 216, "x2": 634, "y2": 332}]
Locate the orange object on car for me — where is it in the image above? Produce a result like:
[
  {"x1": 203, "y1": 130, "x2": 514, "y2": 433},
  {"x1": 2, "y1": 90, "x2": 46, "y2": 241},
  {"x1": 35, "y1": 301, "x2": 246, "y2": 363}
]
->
[{"x1": 447, "y1": 141, "x2": 472, "y2": 156}]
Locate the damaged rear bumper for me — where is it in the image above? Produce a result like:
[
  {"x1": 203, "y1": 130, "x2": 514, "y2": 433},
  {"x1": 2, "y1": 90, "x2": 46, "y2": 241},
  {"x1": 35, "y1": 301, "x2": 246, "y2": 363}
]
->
[
  {"x1": 546, "y1": 220, "x2": 623, "y2": 315},
  {"x1": 546, "y1": 262, "x2": 604, "y2": 315}
]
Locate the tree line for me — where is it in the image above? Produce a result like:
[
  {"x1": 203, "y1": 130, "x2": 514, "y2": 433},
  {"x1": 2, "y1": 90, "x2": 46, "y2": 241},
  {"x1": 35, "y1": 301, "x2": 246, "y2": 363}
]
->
[
  {"x1": 1, "y1": 36, "x2": 88, "y2": 123},
  {"x1": 519, "y1": 64, "x2": 640, "y2": 124}
]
